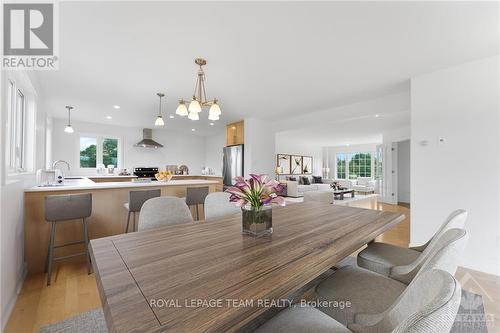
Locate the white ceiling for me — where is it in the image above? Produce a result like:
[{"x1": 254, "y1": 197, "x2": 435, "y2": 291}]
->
[{"x1": 35, "y1": 1, "x2": 499, "y2": 136}]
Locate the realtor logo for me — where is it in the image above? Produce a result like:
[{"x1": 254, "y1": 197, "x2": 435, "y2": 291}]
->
[{"x1": 2, "y1": 2, "x2": 58, "y2": 69}]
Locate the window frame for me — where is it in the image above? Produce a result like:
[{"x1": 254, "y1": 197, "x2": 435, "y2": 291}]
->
[
  {"x1": 335, "y1": 151, "x2": 375, "y2": 180},
  {"x1": 6, "y1": 79, "x2": 27, "y2": 173},
  {"x1": 76, "y1": 133, "x2": 122, "y2": 171}
]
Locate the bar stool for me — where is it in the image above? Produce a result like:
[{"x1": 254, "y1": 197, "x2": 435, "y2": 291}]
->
[
  {"x1": 185, "y1": 187, "x2": 209, "y2": 220},
  {"x1": 124, "y1": 189, "x2": 161, "y2": 233},
  {"x1": 44, "y1": 193, "x2": 92, "y2": 286}
]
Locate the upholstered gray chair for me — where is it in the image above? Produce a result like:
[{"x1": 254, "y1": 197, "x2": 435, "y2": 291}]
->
[
  {"x1": 137, "y1": 196, "x2": 193, "y2": 231},
  {"x1": 44, "y1": 193, "x2": 92, "y2": 286},
  {"x1": 186, "y1": 186, "x2": 209, "y2": 220},
  {"x1": 254, "y1": 269, "x2": 461, "y2": 333},
  {"x1": 315, "y1": 227, "x2": 468, "y2": 326},
  {"x1": 123, "y1": 189, "x2": 161, "y2": 233},
  {"x1": 357, "y1": 209, "x2": 467, "y2": 284},
  {"x1": 204, "y1": 192, "x2": 241, "y2": 220},
  {"x1": 303, "y1": 191, "x2": 334, "y2": 204}
]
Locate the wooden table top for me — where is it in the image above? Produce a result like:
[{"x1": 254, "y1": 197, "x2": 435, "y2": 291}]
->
[{"x1": 90, "y1": 202, "x2": 405, "y2": 333}]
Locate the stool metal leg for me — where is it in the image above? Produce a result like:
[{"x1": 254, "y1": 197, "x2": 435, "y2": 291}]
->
[
  {"x1": 82, "y1": 218, "x2": 92, "y2": 274},
  {"x1": 195, "y1": 205, "x2": 199, "y2": 220},
  {"x1": 125, "y1": 211, "x2": 131, "y2": 233},
  {"x1": 133, "y1": 212, "x2": 136, "y2": 232},
  {"x1": 46, "y1": 222, "x2": 57, "y2": 286}
]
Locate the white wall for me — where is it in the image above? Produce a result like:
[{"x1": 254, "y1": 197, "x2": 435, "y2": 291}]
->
[
  {"x1": 1, "y1": 71, "x2": 46, "y2": 330},
  {"x1": 203, "y1": 131, "x2": 225, "y2": 176},
  {"x1": 51, "y1": 119, "x2": 207, "y2": 175},
  {"x1": 244, "y1": 118, "x2": 276, "y2": 177},
  {"x1": 397, "y1": 140, "x2": 410, "y2": 203},
  {"x1": 411, "y1": 56, "x2": 499, "y2": 275}
]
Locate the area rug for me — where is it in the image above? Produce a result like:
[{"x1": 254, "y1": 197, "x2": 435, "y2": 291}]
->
[{"x1": 39, "y1": 286, "x2": 490, "y2": 333}]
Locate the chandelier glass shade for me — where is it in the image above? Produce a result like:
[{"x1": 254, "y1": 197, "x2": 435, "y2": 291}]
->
[
  {"x1": 175, "y1": 100, "x2": 189, "y2": 116},
  {"x1": 177, "y1": 58, "x2": 221, "y2": 121},
  {"x1": 188, "y1": 111, "x2": 200, "y2": 120}
]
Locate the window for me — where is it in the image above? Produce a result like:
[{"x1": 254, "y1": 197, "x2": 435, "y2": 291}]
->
[
  {"x1": 348, "y1": 152, "x2": 372, "y2": 179},
  {"x1": 336, "y1": 153, "x2": 346, "y2": 179},
  {"x1": 335, "y1": 151, "x2": 373, "y2": 180},
  {"x1": 6, "y1": 80, "x2": 26, "y2": 172},
  {"x1": 80, "y1": 137, "x2": 97, "y2": 168},
  {"x1": 79, "y1": 135, "x2": 121, "y2": 169}
]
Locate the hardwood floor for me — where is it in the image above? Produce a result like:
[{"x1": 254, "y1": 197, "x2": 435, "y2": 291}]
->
[{"x1": 5, "y1": 201, "x2": 499, "y2": 332}]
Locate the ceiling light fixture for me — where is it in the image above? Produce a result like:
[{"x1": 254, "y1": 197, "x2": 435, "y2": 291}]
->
[
  {"x1": 154, "y1": 92, "x2": 165, "y2": 126},
  {"x1": 113, "y1": 105, "x2": 120, "y2": 109},
  {"x1": 177, "y1": 58, "x2": 221, "y2": 121},
  {"x1": 375, "y1": 114, "x2": 380, "y2": 118},
  {"x1": 191, "y1": 128, "x2": 196, "y2": 131},
  {"x1": 106, "y1": 115, "x2": 112, "y2": 119},
  {"x1": 209, "y1": 122, "x2": 214, "y2": 126},
  {"x1": 169, "y1": 115, "x2": 175, "y2": 119},
  {"x1": 64, "y1": 106, "x2": 74, "y2": 133}
]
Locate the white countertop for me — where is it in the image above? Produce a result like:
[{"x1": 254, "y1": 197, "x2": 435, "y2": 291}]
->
[
  {"x1": 87, "y1": 175, "x2": 137, "y2": 178},
  {"x1": 25, "y1": 178, "x2": 219, "y2": 192}
]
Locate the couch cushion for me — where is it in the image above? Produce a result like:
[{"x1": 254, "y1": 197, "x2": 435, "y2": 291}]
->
[
  {"x1": 312, "y1": 176, "x2": 323, "y2": 184},
  {"x1": 300, "y1": 176, "x2": 311, "y2": 185}
]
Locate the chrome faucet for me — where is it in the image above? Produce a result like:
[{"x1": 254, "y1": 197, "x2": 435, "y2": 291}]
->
[{"x1": 52, "y1": 160, "x2": 70, "y2": 171}]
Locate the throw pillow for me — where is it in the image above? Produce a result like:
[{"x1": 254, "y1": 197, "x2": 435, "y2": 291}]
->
[
  {"x1": 300, "y1": 176, "x2": 311, "y2": 185},
  {"x1": 312, "y1": 176, "x2": 323, "y2": 184},
  {"x1": 288, "y1": 176, "x2": 297, "y2": 181}
]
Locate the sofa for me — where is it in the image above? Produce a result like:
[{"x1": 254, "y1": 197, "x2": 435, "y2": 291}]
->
[{"x1": 284, "y1": 177, "x2": 333, "y2": 198}]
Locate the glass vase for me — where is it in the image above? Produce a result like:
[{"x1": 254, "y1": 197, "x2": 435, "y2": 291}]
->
[{"x1": 241, "y1": 205, "x2": 273, "y2": 237}]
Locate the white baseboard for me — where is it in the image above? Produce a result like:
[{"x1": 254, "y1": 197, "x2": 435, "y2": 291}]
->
[{"x1": 1, "y1": 262, "x2": 27, "y2": 331}]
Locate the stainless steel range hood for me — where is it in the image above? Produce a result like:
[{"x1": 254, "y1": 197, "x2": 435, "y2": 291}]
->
[{"x1": 134, "y1": 128, "x2": 163, "y2": 148}]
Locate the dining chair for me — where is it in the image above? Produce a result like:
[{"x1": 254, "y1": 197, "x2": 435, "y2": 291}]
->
[
  {"x1": 253, "y1": 269, "x2": 461, "y2": 333},
  {"x1": 204, "y1": 192, "x2": 241, "y2": 220},
  {"x1": 357, "y1": 209, "x2": 467, "y2": 283},
  {"x1": 123, "y1": 189, "x2": 161, "y2": 233},
  {"x1": 44, "y1": 193, "x2": 92, "y2": 286},
  {"x1": 185, "y1": 186, "x2": 209, "y2": 220},
  {"x1": 314, "y1": 227, "x2": 468, "y2": 326},
  {"x1": 137, "y1": 196, "x2": 193, "y2": 231},
  {"x1": 303, "y1": 191, "x2": 333, "y2": 204}
]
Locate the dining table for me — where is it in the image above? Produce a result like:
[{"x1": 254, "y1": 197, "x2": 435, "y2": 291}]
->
[{"x1": 89, "y1": 201, "x2": 405, "y2": 333}]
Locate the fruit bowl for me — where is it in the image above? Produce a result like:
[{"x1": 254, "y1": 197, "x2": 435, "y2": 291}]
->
[{"x1": 155, "y1": 172, "x2": 173, "y2": 182}]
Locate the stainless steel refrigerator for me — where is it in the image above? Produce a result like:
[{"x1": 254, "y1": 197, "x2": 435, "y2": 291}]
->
[{"x1": 223, "y1": 144, "x2": 244, "y2": 188}]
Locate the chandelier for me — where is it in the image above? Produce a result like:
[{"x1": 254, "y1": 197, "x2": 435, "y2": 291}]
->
[{"x1": 176, "y1": 58, "x2": 221, "y2": 121}]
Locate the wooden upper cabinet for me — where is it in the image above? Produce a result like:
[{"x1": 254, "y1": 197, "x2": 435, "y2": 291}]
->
[{"x1": 226, "y1": 120, "x2": 244, "y2": 146}]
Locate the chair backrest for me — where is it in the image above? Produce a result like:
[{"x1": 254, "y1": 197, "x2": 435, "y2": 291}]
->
[
  {"x1": 138, "y1": 196, "x2": 193, "y2": 231},
  {"x1": 428, "y1": 209, "x2": 467, "y2": 245},
  {"x1": 129, "y1": 189, "x2": 161, "y2": 212},
  {"x1": 185, "y1": 187, "x2": 209, "y2": 206},
  {"x1": 204, "y1": 192, "x2": 241, "y2": 220},
  {"x1": 45, "y1": 193, "x2": 92, "y2": 222},
  {"x1": 370, "y1": 269, "x2": 461, "y2": 333},
  {"x1": 303, "y1": 191, "x2": 333, "y2": 204},
  {"x1": 356, "y1": 177, "x2": 371, "y2": 186},
  {"x1": 391, "y1": 228, "x2": 469, "y2": 284}
]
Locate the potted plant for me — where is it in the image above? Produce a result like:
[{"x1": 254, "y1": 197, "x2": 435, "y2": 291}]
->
[{"x1": 226, "y1": 174, "x2": 285, "y2": 237}]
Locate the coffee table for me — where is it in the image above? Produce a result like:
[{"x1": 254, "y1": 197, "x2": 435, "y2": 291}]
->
[{"x1": 333, "y1": 189, "x2": 355, "y2": 200}]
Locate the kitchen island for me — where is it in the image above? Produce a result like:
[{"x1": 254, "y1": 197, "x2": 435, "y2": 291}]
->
[{"x1": 24, "y1": 178, "x2": 222, "y2": 273}]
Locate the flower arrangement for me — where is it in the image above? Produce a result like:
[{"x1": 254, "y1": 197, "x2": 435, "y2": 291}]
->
[{"x1": 226, "y1": 174, "x2": 285, "y2": 209}]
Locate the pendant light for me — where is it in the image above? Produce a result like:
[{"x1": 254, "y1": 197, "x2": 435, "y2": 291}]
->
[
  {"x1": 64, "y1": 106, "x2": 74, "y2": 133},
  {"x1": 155, "y1": 92, "x2": 165, "y2": 126}
]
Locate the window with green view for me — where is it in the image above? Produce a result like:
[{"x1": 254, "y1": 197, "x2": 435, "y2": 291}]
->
[
  {"x1": 336, "y1": 153, "x2": 346, "y2": 179},
  {"x1": 348, "y1": 152, "x2": 372, "y2": 179},
  {"x1": 80, "y1": 137, "x2": 97, "y2": 168}
]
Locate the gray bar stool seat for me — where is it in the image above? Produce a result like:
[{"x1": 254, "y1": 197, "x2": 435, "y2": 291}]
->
[
  {"x1": 185, "y1": 187, "x2": 209, "y2": 220},
  {"x1": 44, "y1": 193, "x2": 92, "y2": 286},
  {"x1": 123, "y1": 189, "x2": 161, "y2": 232}
]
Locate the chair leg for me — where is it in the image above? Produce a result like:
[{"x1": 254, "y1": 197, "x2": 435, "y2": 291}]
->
[
  {"x1": 125, "y1": 211, "x2": 131, "y2": 233},
  {"x1": 47, "y1": 222, "x2": 57, "y2": 286},
  {"x1": 195, "y1": 205, "x2": 199, "y2": 220},
  {"x1": 133, "y1": 212, "x2": 136, "y2": 232},
  {"x1": 82, "y1": 218, "x2": 92, "y2": 274}
]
